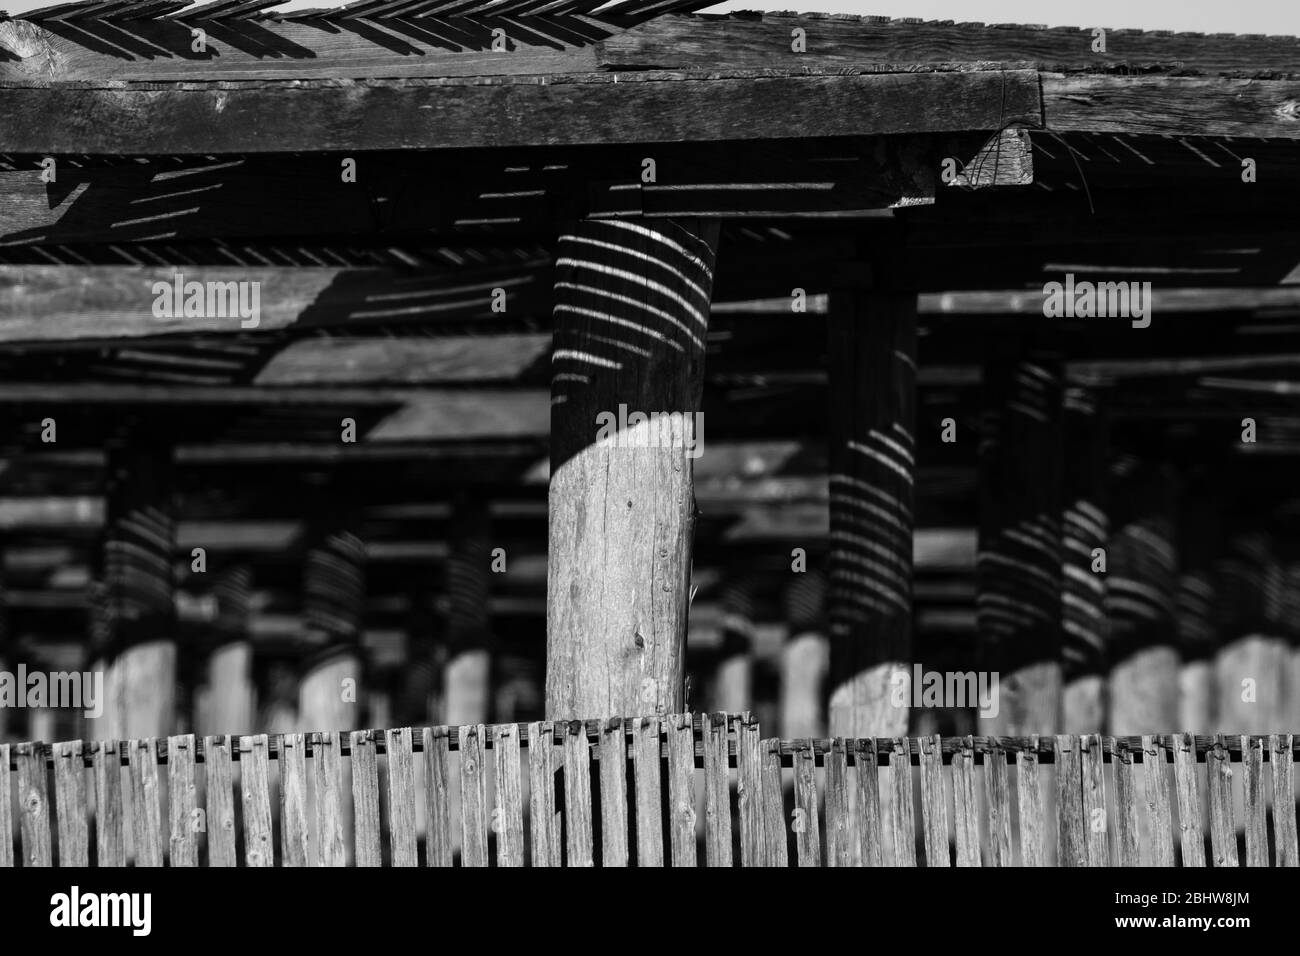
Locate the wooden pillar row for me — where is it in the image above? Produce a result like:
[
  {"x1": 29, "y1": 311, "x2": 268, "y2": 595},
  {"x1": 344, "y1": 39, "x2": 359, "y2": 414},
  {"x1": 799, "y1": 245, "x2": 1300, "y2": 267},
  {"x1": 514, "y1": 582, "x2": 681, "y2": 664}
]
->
[
  {"x1": 444, "y1": 496, "x2": 492, "y2": 727},
  {"x1": 202, "y1": 565, "x2": 255, "y2": 737},
  {"x1": 545, "y1": 217, "x2": 719, "y2": 721},
  {"x1": 297, "y1": 522, "x2": 365, "y2": 735},
  {"x1": 1106, "y1": 458, "x2": 1179, "y2": 735},
  {"x1": 827, "y1": 275, "x2": 917, "y2": 738},
  {"x1": 977, "y1": 346, "x2": 1063, "y2": 736},
  {"x1": 1061, "y1": 386, "x2": 1109, "y2": 733}
]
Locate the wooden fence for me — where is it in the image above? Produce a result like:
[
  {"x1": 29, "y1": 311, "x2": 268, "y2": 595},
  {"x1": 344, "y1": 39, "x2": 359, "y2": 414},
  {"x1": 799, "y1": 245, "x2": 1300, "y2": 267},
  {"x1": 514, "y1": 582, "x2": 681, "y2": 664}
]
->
[{"x1": 1, "y1": 715, "x2": 1297, "y2": 866}]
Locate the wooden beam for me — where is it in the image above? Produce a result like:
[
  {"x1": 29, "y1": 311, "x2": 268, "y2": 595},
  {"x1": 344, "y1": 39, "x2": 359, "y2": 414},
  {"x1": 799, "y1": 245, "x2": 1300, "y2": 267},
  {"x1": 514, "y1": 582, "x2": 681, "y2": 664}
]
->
[
  {"x1": 545, "y1": 217, "x2": 718, "y2": 720},
  {"x1": 0, "y1": 69, "x2": 1042, "y2": 153}
]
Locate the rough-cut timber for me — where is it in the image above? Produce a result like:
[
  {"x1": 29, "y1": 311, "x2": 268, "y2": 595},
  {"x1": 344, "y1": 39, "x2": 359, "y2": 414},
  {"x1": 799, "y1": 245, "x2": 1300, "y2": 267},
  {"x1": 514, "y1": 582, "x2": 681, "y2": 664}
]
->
[
  {"x1": 545, "y1": 218, "x2": 718, "y2": 720},
  {"x1": 827, "y1": 280, "x2": 917, "y2": 738}
]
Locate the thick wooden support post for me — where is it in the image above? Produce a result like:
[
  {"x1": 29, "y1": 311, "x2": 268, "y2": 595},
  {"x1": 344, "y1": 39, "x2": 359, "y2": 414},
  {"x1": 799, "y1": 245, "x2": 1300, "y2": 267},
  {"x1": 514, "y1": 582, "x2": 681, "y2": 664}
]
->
[
  {"x1": 713, "y1": 576, "x2": 757, "y2": 713},
  {"x1": 1106, "y1": 461, "x2": 1179, "y2": 735},
  {"x1": 781, "y1": 570, "x2": 829, "y2": 738},
  {"x1": 1175, "y1": 493, "x2": 1221, "y2": 736},
  {"x1": 977, "y1": 346, "x2": 1063, "y2": 735},
  {"x1": 827, "y1": 278, "x2": 917, "y2": 738},
  {"x1": 444, "y1": 497, "x2": 492, "y2": 727},
  {"x1": 545, "y1": 218, "x2": 719, "y2": 720},
  {"x1": 103, "y1": 433, "x2": 177, "y2": 740},
  {"x1": 1061, "y1": 387, "x2": 1108, "y2": 734},
  {"x1": 297, "y1": 523, "x2": 365, "y2": 735},
  {"x1": 1215, "y1": 532, "x2": 1287, "y2": 735},
  {"x1": 203, "y1": 565, "x2": 255, "y2": 736}
]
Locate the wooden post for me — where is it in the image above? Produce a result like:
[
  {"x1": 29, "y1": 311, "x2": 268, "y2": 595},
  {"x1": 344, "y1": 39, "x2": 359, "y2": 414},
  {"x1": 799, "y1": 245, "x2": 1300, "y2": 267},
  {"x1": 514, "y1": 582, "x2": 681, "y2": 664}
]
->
[
  {"x1": 1215, "y1": 531, "x2": 1287, "y2": 735},
  {"x1": 713, "y1": 576, "x2": 757, "y2": 714},
  {"x1": 1106, "y1": 460, "x2": 1180, "y2": 735},
  {"x1": 1175, "y1": 491, "x2": 1221, "y2": 736},
  {"x1": 444, "y1": 496, "x2": 492, "y2": 727},
  {"x1": 297, "y1": 523, "x2": 365, "y2": 735},
  {"x1": 977, "y1": 345, "x2": 1063, "y2": 735},
  {"x1": 827, "y1": 273, "x2": 917, "y2": 738},
  {"x1": 1062, "y1": 387, "x2": 1109, "y2": 733},
  {"x1": 397, "y1": 588, "x2": 441, "y2": 726},
  {"x1": 781, "y1": 569, "x2": 829, "y2": 739},
  {"x1": 545, "y1": 218, "x2": 719, "y2": 720},
  {"x1": 103, "y1": 432, "x2": 177, "y2": 741},
  {"x1": 1285, "y1": 561, "x2": 1300, "y2": 730},
  {"x1": 202, "y1": 565, "x2": 255, "y2": 736},
  {"x1": 0, "y1": 553, "x2": 7, "y2": 742}
]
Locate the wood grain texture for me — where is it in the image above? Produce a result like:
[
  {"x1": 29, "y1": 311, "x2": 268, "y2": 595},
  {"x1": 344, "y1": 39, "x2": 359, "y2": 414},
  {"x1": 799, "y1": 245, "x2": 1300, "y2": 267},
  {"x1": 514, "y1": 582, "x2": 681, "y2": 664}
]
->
[
  {"x1": 918, "y1": 734, "x2": 949, "y2": 867},
  {"x1": 1017, "y1": 736, "x2": 1044, "y2": 867},
  {"x1": 1242, "y1": 736, "x2": 1267, "y2": 868},
  {"x1": 0, "y1": 70, "x2": 1042, "y2": 154},
  {"x1": 562, "y1": 720, "x2": 594, "y2": 867},
  {"x1": 166, "y1": 734, "x2": 198, "y2": 867},
  {"x1": 824, "y1": 738, "x2": 852, "y2": 867},
  {"x1": 128, "y1": 738, "x2": 164, "y2": 867},
  {"x1": 494, "y1": 723, "x2": 526, "y2": 867},
  {"x1": 239, "y1": 734, "x2": 274, "y2": 867},
  {"x1": 854, "y1": 738, "x2": 883, "y2": 867},
  {"x1": 458, "y1": 724, "x2": 489, "y2": 867},
  {"x1": 202, "y1": 735, "x2": 236, "y2": 867},
  {"x1": 1112, "y1": 739, "x2": 1141, "y2": 867},
  {"x1": 792, "y1": 741, "x2": 821, "y2": 867},
  {"x1": 15, "y1": 742, "x2": 52, "y2": 867},
  {"x1": 631, "y1": 717, "x2": 663, "y2": 867},
  {"x1": 761, "y1": 737, "x2": 788, "y2": 868},
  {"x1": 386, "y1": 728, "x2": 418, "y2": 867},
  {"x1": 888, "y1": 737, "x2": 916, "y2": 866},
  {"x1": 423, "y1": 727, "x2": 453, "y2": 868},
  {"x1": 279, "y1": 732, "x2": 310, "y2": 867},
  {"x1": 313, "y1": 731, "x2": 347, "y2": 867},
  {"x1": 1141, "y1": 735, "x2": 1176, "y2": 867},
  {"x1": 702, "y1": 712, "x2": 732, "y2": 867},
  {"x1": 526, "y1": 721, "x2": 560, "y2": 867},
  {"x1": 597, "y1": 718, "x2": 628, "y2": 867},
  {"x1": 665, "y1": 713, "x2": 697, "y2": 867},
  {"x1": 1171, "y1": 733, "x2": 1205, "y2": 867},
  {"x1": 1054, "y1": 735, "x2": 1085, "y2": 867},
  {"x1": 984, "y1": 741, "x2": 1012, "y2": 866},
  {"x1": 0, "y1": 744, "x2": 12, "y2": 867},
  {"x1": 349, "y1": 731, "x2": 382, "y2": 867},
  {"x1": 1081, "y1": 734, "x2": 1108, "y2": 866},
  {"x1": 951, "y1": 736, "x2": 980, "y2": 867},
  {"x1": 1206, "y1": 736, "x2": 1237, "y2": 868},
  {"x1": 735, "y1": 714, "x2": 765, "y2": 867},
  {"x1": 53, "y1": 740, "x2": 88, "y2": 867},
  {"x1": 1271, "y1": 734, "x2": 1298, "y2": 867}
]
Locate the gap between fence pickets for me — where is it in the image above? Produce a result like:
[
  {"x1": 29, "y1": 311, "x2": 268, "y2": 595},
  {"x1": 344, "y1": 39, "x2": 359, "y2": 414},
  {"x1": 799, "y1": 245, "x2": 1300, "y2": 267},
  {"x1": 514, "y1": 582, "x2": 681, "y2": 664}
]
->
[{"x1": 3, "y1": 721, "x2": 1297, "y2": 770}]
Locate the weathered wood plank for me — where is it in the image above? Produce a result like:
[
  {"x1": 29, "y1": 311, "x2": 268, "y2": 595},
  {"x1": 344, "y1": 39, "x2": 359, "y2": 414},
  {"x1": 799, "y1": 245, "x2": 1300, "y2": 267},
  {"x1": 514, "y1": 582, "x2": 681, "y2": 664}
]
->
[
  {"x1": 1081, "y1": 734, "x2": 1108, "y2": 867},
  {"x1": 1171, "y1": 733, "x2": 1205, "y2": 867},
  {"x1": 349, "y1": 730, "x2": 382, "y2": 867},
  {"x1": 459, "y1": 724, "x2": 490, "y2": 868},
  {"x1": 0, "y1": 744, "x2": 12, "y2": 867},
  {"x1": 239, "y1": 734, "x2": 273, "y2": 867},
  {"x1": 761, "y1": 737, "x2": 788, "y2": 868},
  {"x1": 984, "y1": 741, "x2": 1012, "y2": 867},
  {"x1": 702, "y1": 712, "x2": 732, "y2": 867},
  {"x1": 597, "y1": 718, "x2": 628, "y2": 868},
  {"x1": 919, "y1": 734, "x2": 949, "y2": 867},
  {"x1": 1112, "y1": 738, "x2": 1141, "y2": 867},
  {"x1": 735, "y1": 714, "x2": 764, "y2": 867},
  {"x1": 889, "y1": 738, "x2": 916, "y2": 867},
  {"x1": 951, "y1": 736, "x2": 980, "y2": 867},
  {"x1": 386, "y1": 728, "x2": 419, "y2": 868},
  {"x1": 165, "y1": 734, "x2": 198, "y2": 867},
  {"x1": 0, "y1": 69, "x2": 1043, "y2": 154},
  {"x1": 203, "y1": 735, "x2": 236, "y2": 867},
  {"x1": 853, "y1": 738, "x2": 883, "y2": 867},
  {"x1": 313, "y1": 731, "x2": 347, "y2": 867},
  {"x1": 53, "y1": 740, "x2": 88, "y2": 867},
  {"x1": 562, "y1": 720, "x2": 594, "y2": 868},
  {"x1": 824, "y1": 738, "x2": 852, "y2": 867},
  {"x1": 792, "y1": 740, "x2": 821, "y2": 868},
  {"x1": 1017, "y1": 736, "x2": 1044, "y2": 867},
  {"x1": 279, "y1": 732, "x2": 310, "y2": 867},
  {"x1": 526, "y1": 721, "x2": 560, "y2": 868},
  {"x1": 1271, "y1": 734, "x2": 1298, "y2": 867},
  {"x1": 1242, "y1": 736, "x2": 1267, "y2": 868},
  {"x1": 1054, "y1": 735, "x2": 1086, "y2": 867},
  {"x1": 15, "y1": 742, "x2": 52, "y2": 867},
  {"x1": 631, "y1": 717, "x2": 663, "y2": 867},
  {"x1": 1043, "y1": 75, "x2": 1300, "y2": 139},
  {"x1": 128, "y1": 738, "x2": 164, "y2": 868},
  {"x1": 1206, "y1": 735, "x2": 1237, "y2": 868},
  {"x1": 494, "y1": 723, "x2": 526, "y2": 868},
  {"x1": 1142, "y1": 735, "x2": 1176, "y2": 868},
  {"x1": 665, "y1": 713, "x2": 697, "y2": 868}
]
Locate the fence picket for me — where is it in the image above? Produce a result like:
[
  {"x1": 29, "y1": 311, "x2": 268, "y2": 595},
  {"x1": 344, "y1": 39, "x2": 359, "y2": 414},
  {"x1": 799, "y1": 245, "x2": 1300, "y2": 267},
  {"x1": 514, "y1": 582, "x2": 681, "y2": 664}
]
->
[
  {"x1": 166, "y1": 735, "x2": 198, "y2": 867},
  {"x1": 459, "y1": 724, "x2": 489, "y2": 867},
  {"x1": 203, "y1": 736, "x2": 236, "y2": 867},
  {"x1": 792, "y1": 740, "x2": 820, "y2": 867},
  {"x1": 952, "y1": 736, "x2": 980, "y2": 867},
  {"x1": 1242, "y1": 735, "x2": 1266, "y2": 868},
  {"x1": 1082, "y1": 734, "x2": 1107, "y2": 866},
  {"x1": 16, "y1": 743, "x2": 51, "y2": 867},
  {"x1": 1172, "y1": 733, "x2": 1205, "y2": 867},
  {"x1": 0, "y1": 744, "x2": 12, "y2": 867},
  {"x1": 1206, "y1": 735, "x2": 1236, "y2": 868},
  {"x1": 761, "y1": 738, "x2": 787, "y2": 868},
  {"x1": 854, "y1": 739, "x2": 883, "y2": 867},
  {"x1": 386, "y1": 728, "x2": 418, "y2": 867},
  {"x1": 1142, "y1": 735, "x2": 1175, "y2": 867},
  {"x1": 666, "y1": 713, "x2": 697, "y2": 868},
  {"x1": 313, "y1": 732, "x2": 347, "y2": 867},
  {"x1": 494, "y1": 723, "x2": 525, "y2": 868},
  {"x1": 240, "y1": 734, "x2": 273, "y2": 867},
  {"x1": 54, "y1": 741, "x2": 88, "y2": 867},
  {"x1": 1055, "y1": 735, "x2": 1086, "y2": 867},
  {"x1": 423, "y1": 727, "x2": 452, "y2": 868},
  {"x1": 280, "y1": 733, "x2": 310, "y2": 867},
  {"x1": 631, "y1": 717, "x2": 663, "y2": 867},
  {"x1": 128, "y1": 739, "x2": 163, "y2": 868},
  {"x1": 1017, "y1": 736, "x2": 1044, "y2": 867},
  {"x1": 889, "y1": 738, "x2": 916, "y2": 866},
  {"x1": 919, "y1": 734, "x2": 949, "y2": 867},
  {"x1": 526, "y1": 722, "x2": 559, "y2": 867},
  {"x1": 984, "y1": 740, "x2": 1012, "y2": 867},
  {"x1": 562, "y1": 720, "x2": 594, "y2": 867},
  {"x1": 597, "y1": 719, "x2": 627, "y2": 868},
  {"x1": 825, "y1": 738, "x2": 852, "y2": 867},
  {"x1": 1271, "y1": 734, "x2": 1297, "y2": 867},
  {"x1": 702, "y1": 712, "x2": 732, "y2": 867},
  {"x1": 736, "y1": 715, "x2": 764, "y2": 867},
  {"x1": 1112, "y1": 738, "x2": 1140, "y2": 867}
]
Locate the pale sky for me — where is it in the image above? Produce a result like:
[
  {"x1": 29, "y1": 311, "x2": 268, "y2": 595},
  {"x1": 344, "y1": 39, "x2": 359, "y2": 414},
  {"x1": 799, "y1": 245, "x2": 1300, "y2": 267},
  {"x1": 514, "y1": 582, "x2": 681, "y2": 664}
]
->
[{"x1": 3, "y1": 0, "x2": 1299, "y2": 33}]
